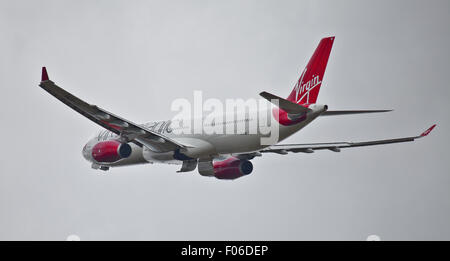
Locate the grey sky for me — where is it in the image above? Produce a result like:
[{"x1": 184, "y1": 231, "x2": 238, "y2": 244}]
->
[{"x1": 0, "y1": 0, "x2": 449, "y2": 240}]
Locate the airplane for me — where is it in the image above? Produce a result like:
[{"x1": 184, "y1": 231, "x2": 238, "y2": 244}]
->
[{"x1": 39, "y1": 36, "x2": 436, "y2": 180}]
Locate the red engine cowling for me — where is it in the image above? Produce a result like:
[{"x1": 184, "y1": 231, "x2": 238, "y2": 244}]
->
[
  {"x1": 91, "y1": 141, "x2": 132, "y2": 163},
  {"x1": 213, "y1": 157, "x2": 253, "y2": 180}
]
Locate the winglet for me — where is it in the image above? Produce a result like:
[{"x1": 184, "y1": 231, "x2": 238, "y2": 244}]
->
[
  {"x1": 41, "y1": 67, "x2": 49, "y2": 81},
  {"x1": 420, "y1": 124, "x2": 436, "y2": 137}
]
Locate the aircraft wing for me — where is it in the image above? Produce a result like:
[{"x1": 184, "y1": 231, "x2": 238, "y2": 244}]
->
[
  {"x1": 38, "y1": 67, "x2": 187, "y2": 153},
  {"x1": 258, "y1": 125, "x2": 436, "y2": 155}
]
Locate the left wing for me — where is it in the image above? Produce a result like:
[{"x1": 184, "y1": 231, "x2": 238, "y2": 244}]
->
[
  {"x1": 38, "y1": 67, "x2": 188, "y2": 152},
  {"x1": 240, "y1": 125, "x2": 436, "y2": 157}
]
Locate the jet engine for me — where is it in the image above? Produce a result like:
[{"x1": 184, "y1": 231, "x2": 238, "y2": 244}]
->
[
  {"x1": 213, "y1": 157, "x2": 253, "y2": 180},
  {"x1": 91, "y1": 140, "x2": 132, "y2": 163}
]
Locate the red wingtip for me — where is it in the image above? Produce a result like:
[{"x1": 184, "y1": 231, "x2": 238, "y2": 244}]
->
[
  {"x1": 41, "y1": 67, "x2": 49, "y2": 81},
  {"x1": 420, "y1": 124, "x2": 436, "y2": 137}
]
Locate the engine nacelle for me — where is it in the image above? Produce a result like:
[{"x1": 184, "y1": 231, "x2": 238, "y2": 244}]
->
[
  {"x1": 213, "y1": 157, "x2": 253, "y2": 180},
  {"x1": 91, "y1": 140, "x2": 132, "y2": 163}
]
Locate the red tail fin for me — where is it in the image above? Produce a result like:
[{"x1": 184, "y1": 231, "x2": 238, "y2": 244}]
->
[{"x1": 287, "y1": 37, "x2": 334, "y2": 105}]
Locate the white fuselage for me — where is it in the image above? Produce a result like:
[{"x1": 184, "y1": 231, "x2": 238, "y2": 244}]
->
[{"x1": 82, "y1": 104, "x2": 327, "y2": 167}]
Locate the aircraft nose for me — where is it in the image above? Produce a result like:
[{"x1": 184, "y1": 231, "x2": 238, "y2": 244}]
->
[{"x1": 82, "y1": 143, "x2": 92, "y2": 161}]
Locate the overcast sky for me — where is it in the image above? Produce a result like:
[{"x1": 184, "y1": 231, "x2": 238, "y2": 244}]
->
[{"x1": 1, "y1": 0, "x2": 449, "y2": 240}]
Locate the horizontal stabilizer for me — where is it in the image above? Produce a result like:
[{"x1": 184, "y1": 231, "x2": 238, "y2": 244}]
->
[
  {"x1": 260, "y1": 91, "x2": 310, "y2": 114},
  {"x1": 321, "y1": 110, "x2": 392, "y2": 116}
]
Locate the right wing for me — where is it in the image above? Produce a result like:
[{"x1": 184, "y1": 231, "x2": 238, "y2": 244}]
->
[
  {"x1": 39, "y1": 67, "x2": 188, "y2": 152},
  {"x1": 257, "y1": 124, "x2": 436, "y2": 155}
]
